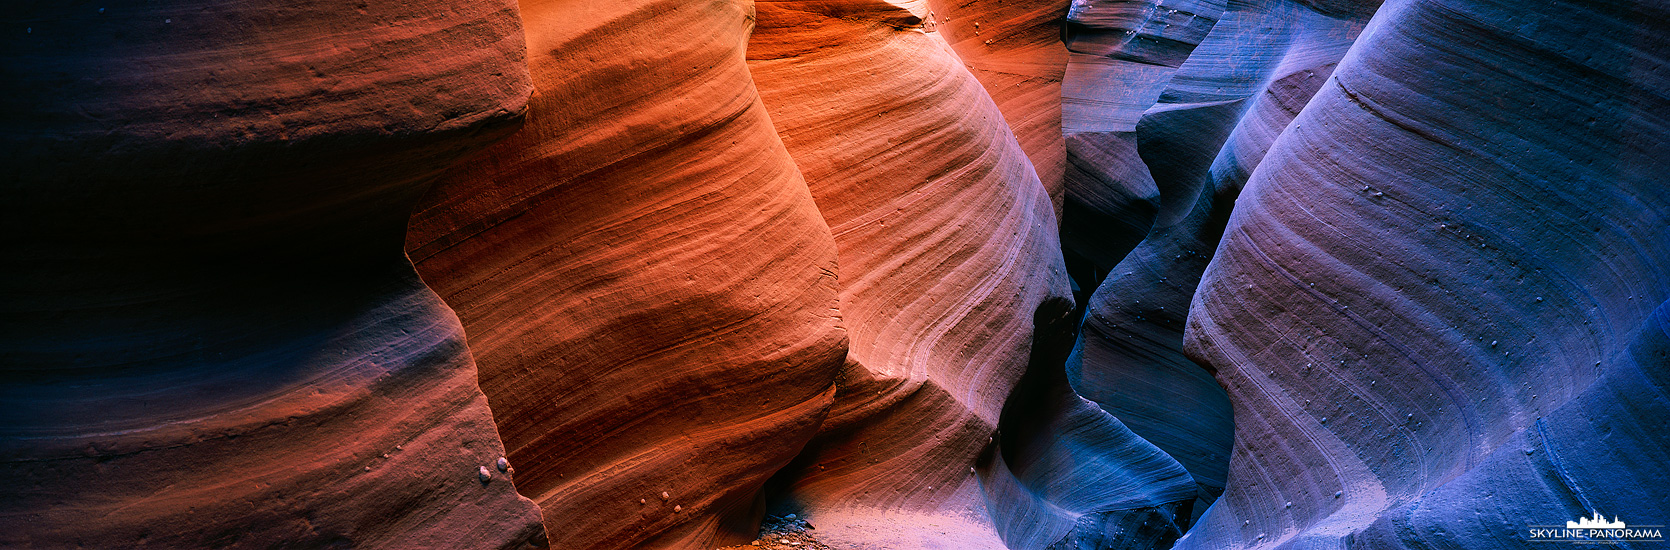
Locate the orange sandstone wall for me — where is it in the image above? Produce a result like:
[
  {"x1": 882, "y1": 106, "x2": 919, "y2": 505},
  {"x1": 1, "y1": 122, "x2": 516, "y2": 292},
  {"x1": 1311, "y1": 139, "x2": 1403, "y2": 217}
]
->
[
  {"x1": 1, "y1": 0, "x2": 547, "y2": 547},
  {"x1": 406, "y1": 1, "x2": 848, "y2": 548}
]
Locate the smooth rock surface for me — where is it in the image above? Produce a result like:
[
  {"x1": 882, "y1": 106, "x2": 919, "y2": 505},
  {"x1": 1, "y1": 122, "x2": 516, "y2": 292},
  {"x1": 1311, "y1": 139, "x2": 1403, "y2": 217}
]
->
[
  {"x1": 1058, "y1": 0, "x2": 1227, "y2": 281},
  {"x1": 1068, "y1": 0, "x2": 1375, "y2": 525},
  {"x1": 1, "y1": 0, "x2": 547, "y2": 547},
  {"x1": 1179, "y1": 0, "x2": 1670, "y2": 546},
  {"x1": 748, "y1": 2, "x2": 1072, "y2": 546},
  {"x1": 405, "y1": 1, "x2": 848, "y2": 548},
  {"x1": 929, "y1": 0, "x2": 1073, "y2": 211}
]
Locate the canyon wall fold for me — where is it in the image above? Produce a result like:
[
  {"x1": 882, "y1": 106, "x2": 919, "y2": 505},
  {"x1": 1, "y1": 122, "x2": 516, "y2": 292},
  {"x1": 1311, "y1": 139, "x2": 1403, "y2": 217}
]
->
[
  {"x1": 1067, "y1": 0, "x2": 1375, "y2": 526},
  {"x1": 7, "y1": 0, "x2": 1667, "y2": 547},
  {"x1": 928, "y1": 0, "x2": 1072, "y2": 211},
  {"x1": 746, "y1": 3, "x2": 1073, "y2": 547},
  {"x1": 405, "y1": 1, "x2": 848, "y2": 548},
  {"x1": 1, "y1": 0, "x2": 547, "y2": 547},
  {"x1": 1178, "y1": 0, "x2": 1670, "y2": 547},
  {"x1": 1058, "y1": 0, "x2": 1226, "y2": 280}
]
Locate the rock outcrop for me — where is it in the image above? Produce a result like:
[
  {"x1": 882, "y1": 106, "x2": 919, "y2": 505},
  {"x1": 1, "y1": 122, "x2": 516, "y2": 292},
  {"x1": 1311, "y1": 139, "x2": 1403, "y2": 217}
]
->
[{"x1": 0, "y1": 0, "x2": 546, "y2": 547}]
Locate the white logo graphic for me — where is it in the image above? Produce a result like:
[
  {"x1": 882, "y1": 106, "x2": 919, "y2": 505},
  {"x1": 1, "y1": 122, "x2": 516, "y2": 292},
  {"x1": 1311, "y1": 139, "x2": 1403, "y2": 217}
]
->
[
  {"x1": 1568, "y1": 511, "x2": 1626, "y2": 530},
  {"x1": 1526, "y1": 511, "x2": 1664, "y2": 544}
]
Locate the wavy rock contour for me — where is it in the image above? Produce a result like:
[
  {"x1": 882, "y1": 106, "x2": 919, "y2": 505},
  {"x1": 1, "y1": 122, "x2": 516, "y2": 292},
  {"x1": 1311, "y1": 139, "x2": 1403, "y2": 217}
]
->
[
  {"x1": 0, "y1": 0, "x2": 547, "y2": 547},
  {"x1": 1179, "y1": 0, "x2": 1670, "y2": 546},
  {"x1": 747, "y1": 2, "x2": 1072, "y2": 546},
  {"x1": 1068, "y1": 0, "x2": 1376, "y2": 526},
  {"x1": 405, "y1": 1, "x2": 848, "y2": 548}
]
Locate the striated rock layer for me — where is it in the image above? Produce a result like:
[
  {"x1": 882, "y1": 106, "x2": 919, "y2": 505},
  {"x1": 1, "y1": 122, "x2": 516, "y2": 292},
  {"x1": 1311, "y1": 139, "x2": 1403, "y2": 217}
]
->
[
  {"x1": 747, "y1": 2, "x2": 1073, "y2": 547},
  {"x1": 1068, "y1": 0, "x2": 1375, "y2": 525},
  {"x1": 0, "y1": 0, "x2": 546, "y2": 547},
  {"x1": 928, "y1": 0, "x2": 1072, "y2": 212},
  {"x1": 1058, "y1": 0, "x2": 1227, "y2": 282},
  {"x1": 405, "y1": 1, "x2": 848, "y2": 548},
  {"x1": 1178, "y1": 0, "x2": 1670, "y2": 547}
]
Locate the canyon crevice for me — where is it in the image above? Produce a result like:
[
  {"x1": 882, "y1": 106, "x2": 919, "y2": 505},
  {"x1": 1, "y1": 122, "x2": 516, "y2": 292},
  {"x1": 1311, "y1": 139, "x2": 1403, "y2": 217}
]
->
[{"x1": 3, "y1": 0, "x2": 1665, "y2": 548}]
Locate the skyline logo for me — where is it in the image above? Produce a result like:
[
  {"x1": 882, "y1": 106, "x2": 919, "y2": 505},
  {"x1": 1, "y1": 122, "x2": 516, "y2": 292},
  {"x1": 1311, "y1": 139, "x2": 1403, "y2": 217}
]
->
[
  {"x1": 1528, "y1": 511, "x2": 1664, "y2": 544},
  {"x1": 1568, "y1": 511, "x2": 1626, "y2": 530}
]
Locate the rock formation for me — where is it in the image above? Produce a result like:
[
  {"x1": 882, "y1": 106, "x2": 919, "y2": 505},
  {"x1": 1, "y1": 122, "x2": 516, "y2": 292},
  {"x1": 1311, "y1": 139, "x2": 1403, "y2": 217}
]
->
[
  {"x1": 1066, "y1": 0, "x2": 1377, "y2": 526},
  {"x1": 1177, "y1": 0, "x2": 1670, "y2": 546},
  {"x1": 405, "y1": 1, "x2": 848, "y2": 548},
  {"x1": 5, "y1": 0, "x2": 1667, "y2": 548},
  {"x1": 1, "y1": 0, "x2": 547, "y2": 547},
  {"x1": 930, "y1": 0, "x2": 1073, "y2": 211},
  {"x1": 746, "y1": 2, "x2": 1074, "y2": 546},
  {"x1": 1058, "y1": 0, "x2": 1226, "y2": 281}
]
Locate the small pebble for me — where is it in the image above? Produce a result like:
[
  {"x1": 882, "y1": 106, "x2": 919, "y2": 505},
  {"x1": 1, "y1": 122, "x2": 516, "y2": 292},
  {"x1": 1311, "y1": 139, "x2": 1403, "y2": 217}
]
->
[
  {"x1": 496, "y1": 457, "x2": 510, "y2": 473},
  {"x1": 786, "y1": 513, "x2": 797, "y2": 519},
  {"x1": 673, "y1": 505, "x2": 682, "y2": 513},
  {"x1": 640, "y1": 499, "x2": 646, "y2": 504},
  {"x1": 1335, "y1": 491, "x2": 1343, "y2": 498},
  {"x1": 478, "y1": 466, "x2": 492, "y2": 483},
  {"x1": 661, "y1": 491, "x2": 670, "y2": 500}
]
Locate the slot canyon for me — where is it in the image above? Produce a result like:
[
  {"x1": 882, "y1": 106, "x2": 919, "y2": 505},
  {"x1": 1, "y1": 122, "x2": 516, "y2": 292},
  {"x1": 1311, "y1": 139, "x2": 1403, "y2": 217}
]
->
[{"x1": 3, "y1": 0, "x2": 1667, "y2": 548}]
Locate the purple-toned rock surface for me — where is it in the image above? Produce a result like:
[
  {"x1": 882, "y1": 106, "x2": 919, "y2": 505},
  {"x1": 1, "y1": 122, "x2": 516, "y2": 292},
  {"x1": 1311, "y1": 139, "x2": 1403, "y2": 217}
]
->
[
  {"x1": 1068, "y1": 0, "x2": 1375, "y2": 526},
  {"x1": 1178, "y1": 0, "x2": 1670, "y2": 546}
]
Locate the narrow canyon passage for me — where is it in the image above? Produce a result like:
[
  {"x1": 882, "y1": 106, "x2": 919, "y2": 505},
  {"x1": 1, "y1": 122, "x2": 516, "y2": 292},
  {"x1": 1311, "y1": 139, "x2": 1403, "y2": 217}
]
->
[{"x1": 3, "y1": 0, "x2": 1666, "y2": 549}]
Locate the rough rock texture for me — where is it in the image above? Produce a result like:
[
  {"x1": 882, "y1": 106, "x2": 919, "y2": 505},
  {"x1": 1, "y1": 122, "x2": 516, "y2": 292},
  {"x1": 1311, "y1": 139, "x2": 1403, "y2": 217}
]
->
[
  {"x1": 928, "y1": 0, "x2": 1073, "y2": 211},
  {"x1": 747, "y1": 2, "x2": 1073, "y2": 547},
  {"x1": 1178, "y1": 0, "x2": 1670, "y2": 547},
  {"x1": 0, "y1": 0, "x2": 547, "y2": 547},
  {"x1": 404, "y1": 1, "x2": 848, "y2": 548},
  {"x1": 1067, "y1": 0, "x2": 1374, "y2": 525}
]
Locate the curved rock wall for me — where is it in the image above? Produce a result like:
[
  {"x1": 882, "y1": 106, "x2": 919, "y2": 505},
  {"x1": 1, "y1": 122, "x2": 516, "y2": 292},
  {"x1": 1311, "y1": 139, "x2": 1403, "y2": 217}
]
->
[
  {"x1": 746, "y1": 2, "x2": 1072, "y2": 547},
  {"x1": 1067, "y1": 0, "x2": 1375, "y2": 526},
  {"x1": 1179, "y1": 0, "x2": 1670, "y2": 546},
  {"x1": 929, "y1": 0, "x2": 1073, "y2": 211},
  {"x1": 1, "y1": 0, "x2": 547, "y2": 547},
  {"x1": 405, "y1": 1, "x2": 849, "y2": 548},
  {"x1": 6, "y1": 0, "x2": 1666, "y2": 548},
  {"x1": 1058, "y1": 0, "x2": 1227, "y2": 280}
]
